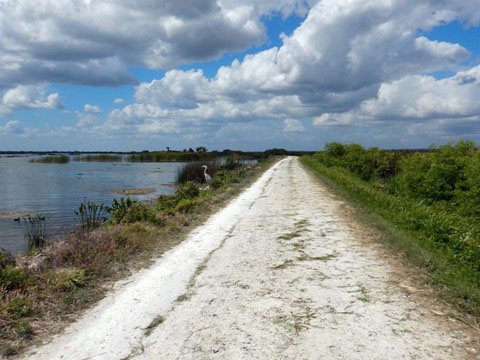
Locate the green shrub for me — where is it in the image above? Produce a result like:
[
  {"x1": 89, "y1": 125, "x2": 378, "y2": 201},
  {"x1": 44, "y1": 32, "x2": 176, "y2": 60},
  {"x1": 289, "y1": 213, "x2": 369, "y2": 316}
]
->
[
  {"x1": 176, "y1": 182, "x2": 200, "y2": 199},
  {"x1": 15, "y1": 321, "x2": 34, "y2": 338},
  {"x1": 0, "y1": 249, "x2": 15, "y2": 268},
  {"x1": 53, "y1": 268, "x2": 87, "y2": 291},
  {"x1": 6, "y1": 297, "x2": 35, "y2": 319},
  {"x1": 0, "y1": 266, "x2": 29, "y2": 292},
  {"x1": 174, "y1": 199, "x2": 196, "y2": 213},
  {"x1": 109, "y1": 197, "x2": 137, "y2": 224}
]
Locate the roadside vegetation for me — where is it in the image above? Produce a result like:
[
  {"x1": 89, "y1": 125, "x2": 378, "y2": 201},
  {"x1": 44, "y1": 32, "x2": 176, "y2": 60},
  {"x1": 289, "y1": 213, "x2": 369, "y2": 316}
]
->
[
  {"x1": 0, "y1": 157, "x2": 276, "y2": 357},
  {"x1": 302, "y1": 140, "x2": 480, "y2": 320},
  {"x1": 29, "y1": 155, "x2": 70, "y2": 164}
]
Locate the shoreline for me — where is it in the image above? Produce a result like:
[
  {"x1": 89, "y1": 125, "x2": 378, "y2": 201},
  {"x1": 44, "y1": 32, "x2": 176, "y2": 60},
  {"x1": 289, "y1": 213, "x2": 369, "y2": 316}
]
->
[{"x1": 0, "y1": 157, "x2": 280, "y2": 357}]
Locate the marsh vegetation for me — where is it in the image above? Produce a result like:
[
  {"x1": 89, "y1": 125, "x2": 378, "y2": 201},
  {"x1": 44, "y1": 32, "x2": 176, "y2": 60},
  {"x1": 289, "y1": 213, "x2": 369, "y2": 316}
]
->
[{"x1": 29, "y1": 155, "x2": 70, "y2": 164}]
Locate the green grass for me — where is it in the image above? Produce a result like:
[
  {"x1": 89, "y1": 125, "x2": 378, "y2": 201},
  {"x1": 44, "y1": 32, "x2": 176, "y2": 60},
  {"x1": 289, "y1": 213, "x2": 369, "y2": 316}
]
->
[
  {"x1": 30, "y1": 155, "x2": 70, "y2": 164},
  {"x1": 74, "y1": 155, "x2": 123, "y2": 162},
  {"x1": 301, "y1": 156, "x2": 480, "y2": 318}
]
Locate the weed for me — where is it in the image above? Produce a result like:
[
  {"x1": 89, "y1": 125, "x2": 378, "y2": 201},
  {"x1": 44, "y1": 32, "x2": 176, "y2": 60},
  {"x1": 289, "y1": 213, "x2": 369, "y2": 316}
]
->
[
  {"x1": 16, "y1": 320, "x2": 34, "y2": 338},
  {"x1": 53, "y1": 267, "x2": 87, "y2": 291},
  {"x1": 75, "y1": 201, "x2": 109, "y2": 230},
  {"x1": 22, "y1": 214, "x2": 49, "y2": 253},
  {"x1": 0, "y1": 265, "x2": 29, "y2": 291},
  {"x1": 278, "y1": 231, "x2": 302, "y2": 241},
  {"x1": 6, "y1": 296, "x2": 35, "y2": 319},
  {"x1": 144, "y1": 315, "x2": 165, "y2": 336},
  {"x1": 1, "y1": 346, "x2": 17, "y2": 357}
]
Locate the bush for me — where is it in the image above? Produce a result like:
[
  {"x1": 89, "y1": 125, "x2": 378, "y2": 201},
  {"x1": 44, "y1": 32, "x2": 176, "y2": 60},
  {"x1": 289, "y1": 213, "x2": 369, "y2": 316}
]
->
[
  {"x1": 6, "y1": 297, "x2": 35, "y2": 319},
  {"x1": 176, "y1": 182, "x2": 200, "y2": 199},
  {"x1": 52, "y1": 268, "x2": 87, "y2": 291},
  {"x1": 0, "y1": 266, "x2": 29, "y2": 292},
  {"x1": 16, "y1": 321, "x2": 34, "y2": 338},
  {"x1": 0, "y1": 249, "x2": 15, "y2": 268},
  {"x1": 174, "y1": 199, "x2": 196, "y2": 213},
  {"x1": 109, "y1": 197, "x2": 137, "y2": 224}
]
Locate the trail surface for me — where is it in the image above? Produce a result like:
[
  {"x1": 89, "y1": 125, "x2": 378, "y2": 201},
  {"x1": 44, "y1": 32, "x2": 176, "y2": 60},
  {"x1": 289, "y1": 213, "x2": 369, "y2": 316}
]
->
[{"x1": 22, "y1": 157, "x2": 477, "y2": 360}]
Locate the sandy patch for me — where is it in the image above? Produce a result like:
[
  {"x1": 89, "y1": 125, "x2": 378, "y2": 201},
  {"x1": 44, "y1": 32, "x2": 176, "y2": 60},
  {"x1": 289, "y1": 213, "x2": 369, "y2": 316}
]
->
[{"x1": 0, "y1": 212, "x2": 32, "y2": 219}]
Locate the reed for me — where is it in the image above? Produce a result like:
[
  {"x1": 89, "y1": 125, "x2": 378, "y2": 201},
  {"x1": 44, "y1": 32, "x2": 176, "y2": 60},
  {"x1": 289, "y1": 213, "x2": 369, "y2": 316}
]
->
[
  {"x1": 75, "y1": 201, "x2": 109, "y2": 230},
  {"x1": 22, "y1": 215, "x2": 49, "y2": 253},
  {"x1": 30, "y1": 155, "x2": 70, "y2": 164},
  {"x1": 176, "y1": 161, "x2": 221, "y2": 184},
  {"x1": 74, "y1": 155, "x2": 122, "y2": 162}
]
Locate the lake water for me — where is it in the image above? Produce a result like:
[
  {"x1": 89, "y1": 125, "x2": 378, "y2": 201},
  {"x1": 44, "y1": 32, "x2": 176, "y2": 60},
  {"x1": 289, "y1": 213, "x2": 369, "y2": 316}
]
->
[{"x1": 0, "y1": 155, "x2": 183, "y2": 255}]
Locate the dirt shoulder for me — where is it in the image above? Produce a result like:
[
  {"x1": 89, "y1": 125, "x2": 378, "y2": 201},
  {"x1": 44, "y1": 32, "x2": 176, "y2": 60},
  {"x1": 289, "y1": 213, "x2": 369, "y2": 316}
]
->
[{"x1": 20, "y1": 157, "x2": 479, "y2": 359}]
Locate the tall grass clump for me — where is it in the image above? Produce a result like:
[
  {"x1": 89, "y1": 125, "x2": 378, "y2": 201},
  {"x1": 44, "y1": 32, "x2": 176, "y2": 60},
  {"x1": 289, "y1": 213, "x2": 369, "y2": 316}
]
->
[
  {"x1": 22, "y1": 215, "x2": 49, "y2": 253},
  {"x1": 74, "y1": 155, "x2": 122, "y2": 162},
  {"x1": 30, "y1": 155, "x2": 70, "y2": 164},
  {"x1": 75, "y1": 201, "x2": 109, "y2": 230}
]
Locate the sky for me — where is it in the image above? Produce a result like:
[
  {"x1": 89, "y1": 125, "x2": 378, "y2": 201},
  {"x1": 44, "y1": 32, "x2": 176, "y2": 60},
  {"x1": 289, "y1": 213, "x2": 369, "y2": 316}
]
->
[{"x1": 1, "y1": 0, "x2": 480, "y2": 151}]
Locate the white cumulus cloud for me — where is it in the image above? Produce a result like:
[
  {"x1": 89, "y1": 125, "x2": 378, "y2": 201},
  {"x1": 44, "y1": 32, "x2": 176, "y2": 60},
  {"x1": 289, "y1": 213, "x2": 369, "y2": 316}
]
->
[
  {"x1": 106, "y1": 0, "x2": 480, "y2": 138},
  {"x1": 84, "y1": 104, "x2": 101, "y2": 113}
]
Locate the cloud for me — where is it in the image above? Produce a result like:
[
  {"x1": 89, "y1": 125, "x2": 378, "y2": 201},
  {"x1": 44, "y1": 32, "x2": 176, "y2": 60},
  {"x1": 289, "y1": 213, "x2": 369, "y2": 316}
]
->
[
  {"x1": 106, "y1": 0, "x2": 479, "y2": 138},
  {"x1": 283, "y1": 119, "x2": 305, "y2": 133},
  {"x1": 114, "y1": 98, "x2": 124, "y2": 104},
  {"x1": 84, "y1": 104, "x2": 101, "y2": 113},
  {"x1": 0, "y1": 0, "x2": 267, "y2": 88},
  {"x1": 314, "y1": 65, "x2": 480, "y2": 127},
  {"x1": 0, "y1": 85, "x2": 64, "y2": 115},
  {"x1": 0, "y1": 120, "x2": 24, "y2": 135}
]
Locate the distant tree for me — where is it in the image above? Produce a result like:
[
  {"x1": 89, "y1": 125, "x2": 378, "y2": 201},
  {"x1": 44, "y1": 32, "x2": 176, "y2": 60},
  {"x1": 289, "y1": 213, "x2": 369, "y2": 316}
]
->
[
  {"x1": 166, "y1": 146, "x2": 170, "y2": 152},
  {"x1": 265, "y1": 148, "x2": 288, "y2": 156},
  {"x1": 182, "y1": 149, "x2": 187, "y2": 152},
  {"x1": 188, "y1": 147, "x2": 194, "y2": 152},
  {"x1": 196, "y1": 146, "x2": 207, "y2": 153}
]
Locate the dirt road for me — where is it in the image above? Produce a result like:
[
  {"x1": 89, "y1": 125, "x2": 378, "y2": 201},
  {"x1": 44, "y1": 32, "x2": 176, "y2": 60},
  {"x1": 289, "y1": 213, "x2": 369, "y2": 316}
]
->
[{"x1": 22, "y1": 157, "x2": 478, "y2": 359}]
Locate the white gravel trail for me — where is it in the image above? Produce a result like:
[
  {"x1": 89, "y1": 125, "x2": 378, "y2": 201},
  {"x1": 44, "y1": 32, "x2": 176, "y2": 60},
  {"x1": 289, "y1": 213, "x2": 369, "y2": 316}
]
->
[{"x1": 23, "y1": 157, "x2": 477, "y2": 360}]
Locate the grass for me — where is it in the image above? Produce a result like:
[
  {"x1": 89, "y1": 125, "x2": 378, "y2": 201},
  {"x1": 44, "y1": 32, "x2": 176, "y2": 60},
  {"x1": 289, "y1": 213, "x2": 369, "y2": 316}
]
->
[
  {"x1": 144, "y1": 315, "x2": 165, "y2": 336},
  {"x1": 0, "y1": 156, "x2": 279, "y2": 355},
  {"x1": 29, "y1": 155, "x2": 70, "y2": 164},
  {"x1": 74, "y1": 155, "x2": 123, "y2": 162},
  {"x1": 22, "y1": 215, "x2": 49, "y2": 253},
  {"x1": 301, "y1": 156, "x2": 480, "y2": 319}
]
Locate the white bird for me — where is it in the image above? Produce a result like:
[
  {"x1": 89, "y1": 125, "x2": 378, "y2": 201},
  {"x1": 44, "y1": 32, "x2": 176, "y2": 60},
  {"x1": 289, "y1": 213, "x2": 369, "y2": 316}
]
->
[{"x1": 201, "y1": 165, "x2": 212, "y2": 184}]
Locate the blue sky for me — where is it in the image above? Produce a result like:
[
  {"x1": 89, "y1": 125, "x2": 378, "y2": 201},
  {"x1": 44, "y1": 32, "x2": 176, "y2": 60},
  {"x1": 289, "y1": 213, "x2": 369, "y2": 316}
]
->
[{"x1": 1, "y1": 1, "x2": 480, "y2": 151}]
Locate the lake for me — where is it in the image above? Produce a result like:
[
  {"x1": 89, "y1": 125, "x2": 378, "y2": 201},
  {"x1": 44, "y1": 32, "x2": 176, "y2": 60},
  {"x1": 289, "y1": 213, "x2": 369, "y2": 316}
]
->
[{"x1": 0, "y1": 155, "x2": 184, "y2": 255}]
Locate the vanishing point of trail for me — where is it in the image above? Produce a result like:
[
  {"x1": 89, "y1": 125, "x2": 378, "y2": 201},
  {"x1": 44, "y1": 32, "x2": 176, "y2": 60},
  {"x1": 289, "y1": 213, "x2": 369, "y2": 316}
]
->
[{"x1": 23, "y1": 157, "x2": 478, "y2": 360}]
